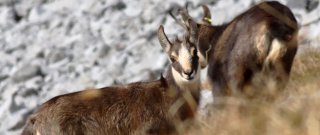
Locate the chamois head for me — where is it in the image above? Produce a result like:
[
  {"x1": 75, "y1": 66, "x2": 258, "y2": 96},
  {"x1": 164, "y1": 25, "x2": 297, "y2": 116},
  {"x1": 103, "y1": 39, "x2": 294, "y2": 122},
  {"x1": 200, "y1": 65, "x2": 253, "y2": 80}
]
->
[{"x1": 157, "y1": 20, "x2": 200, "y2": 82}]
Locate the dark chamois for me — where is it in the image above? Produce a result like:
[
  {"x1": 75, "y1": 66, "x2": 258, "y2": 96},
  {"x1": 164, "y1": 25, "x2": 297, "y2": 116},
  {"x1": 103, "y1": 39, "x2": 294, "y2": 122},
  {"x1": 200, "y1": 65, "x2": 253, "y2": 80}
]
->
[
  {"x1": 172, "y1": 1, "x2": 298, "y2": 98},
  {"x1": 22, "y1": 21, "x2": 201, "y2": 135}
]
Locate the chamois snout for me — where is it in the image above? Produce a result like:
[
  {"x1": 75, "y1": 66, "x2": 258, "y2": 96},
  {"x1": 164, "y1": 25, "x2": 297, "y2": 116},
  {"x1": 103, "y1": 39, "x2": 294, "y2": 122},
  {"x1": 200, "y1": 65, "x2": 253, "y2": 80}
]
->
[{"x1": 183, "y1": 69, "x2": 195, "y2": 80}]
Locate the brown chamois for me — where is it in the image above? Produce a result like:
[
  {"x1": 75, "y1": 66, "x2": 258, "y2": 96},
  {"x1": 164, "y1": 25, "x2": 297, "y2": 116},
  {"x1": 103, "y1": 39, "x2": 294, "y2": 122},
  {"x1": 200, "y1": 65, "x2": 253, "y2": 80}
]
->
[
  {"x1": 21, "y1": 21, "x2": 201, "y2": 135},
  {"x1": 172, "y1": 1, "x2": 298, "y2": 98}
]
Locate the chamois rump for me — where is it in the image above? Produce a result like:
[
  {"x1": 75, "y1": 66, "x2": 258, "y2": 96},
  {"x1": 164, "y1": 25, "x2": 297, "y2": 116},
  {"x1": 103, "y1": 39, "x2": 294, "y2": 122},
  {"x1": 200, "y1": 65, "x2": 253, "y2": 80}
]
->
[
  {"x1": 22, "y1": 20, "x2": 201, "y2": 135},
  {"x1": 172, "y1": 1, "x2": 298, "y2": 98}
]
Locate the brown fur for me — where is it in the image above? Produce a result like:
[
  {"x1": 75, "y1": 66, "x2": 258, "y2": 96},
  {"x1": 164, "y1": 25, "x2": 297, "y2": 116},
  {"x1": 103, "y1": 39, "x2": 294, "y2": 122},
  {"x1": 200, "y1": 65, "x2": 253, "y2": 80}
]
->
[
  {"x1": 22, "y1": 25, "x2": 201, "y2": 135},
  {"x1": 174, "y1": 1, "x2": 298, "y2": 98}
]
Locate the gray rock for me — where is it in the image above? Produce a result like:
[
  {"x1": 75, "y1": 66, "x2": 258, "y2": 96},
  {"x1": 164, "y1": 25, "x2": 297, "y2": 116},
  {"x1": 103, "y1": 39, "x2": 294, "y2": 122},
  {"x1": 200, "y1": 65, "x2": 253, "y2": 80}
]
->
[
  {"x1": 287, "y1": 0, "x2": 307, "y2": 9},
  {"x1": 14, "y1": 0, "x2": 45, "y2": 18},
  {"x1": 98, "y1": 45, "x2": 111, "y2": 58},
  {"x1": 0, "y1": 7, "x2": 15, "y2": 28},
  {"x1": 11, "y1": 64, "x2": 42, "y2": 82},
  {"x1": 123, "y1": 1, "x2": 142, "y2": 17},
  {"x1": 28, "y1": 6, "x2": 44, "y2": 22},
  {"x1": 46, "y1": 49, "x2": 69, "y2": 64},
  {"x1": 111, "y1": 1, "x2": 126, "y2": 11},
  {"x1": 0, "y1": 74, "x2": 8, "y2": 81},
  {"x1": 306, "y1": 0, "x2": 319, "y2": 12},
  {"x1": 0, "y1": 0, "x2": 11, "y2": 5}
]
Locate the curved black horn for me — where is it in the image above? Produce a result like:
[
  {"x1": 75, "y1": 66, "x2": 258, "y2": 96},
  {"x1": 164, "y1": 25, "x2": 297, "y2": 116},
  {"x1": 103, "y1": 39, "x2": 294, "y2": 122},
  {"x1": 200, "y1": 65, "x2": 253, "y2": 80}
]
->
[
  {"x1": 169, "y1": 8, "x2": 187, "y2": 30},
  {"x1": 179, "y1": 9, "x2": 191, "y2": 24},
  {"x1": 188, "y1": 19, "x2": 198, "y2": 44},
  {"x1": 201, "y1": 5, "x2": 212, "y2": 25}
]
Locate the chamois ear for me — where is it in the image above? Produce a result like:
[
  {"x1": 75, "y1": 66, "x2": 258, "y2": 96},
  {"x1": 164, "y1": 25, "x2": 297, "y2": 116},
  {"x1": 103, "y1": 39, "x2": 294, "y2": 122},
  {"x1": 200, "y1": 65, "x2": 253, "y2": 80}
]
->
[
  {"x1": 188, "y1": 19, "x2": 198, "y2": 44},
  {"x1": 201, "y1": 5, "x2": 212, "y2": 25},
  {"x1": 158, "y1": 25, "x2": 172, "y2": 53}
]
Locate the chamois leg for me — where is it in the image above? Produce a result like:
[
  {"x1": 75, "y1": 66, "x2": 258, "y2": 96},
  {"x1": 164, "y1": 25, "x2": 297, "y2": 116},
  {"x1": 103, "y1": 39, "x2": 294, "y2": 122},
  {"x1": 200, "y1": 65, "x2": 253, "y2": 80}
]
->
[{"x1": 227, "y1": 63, "x2": 246, "y2": 96}]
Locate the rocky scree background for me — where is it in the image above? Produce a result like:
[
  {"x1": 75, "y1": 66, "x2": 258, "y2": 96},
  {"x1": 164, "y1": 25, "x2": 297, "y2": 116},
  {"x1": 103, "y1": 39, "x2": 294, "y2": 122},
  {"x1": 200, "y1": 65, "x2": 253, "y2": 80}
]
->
[{"x1": 0, "y1": 0, "x2": 320, "y2": 134}]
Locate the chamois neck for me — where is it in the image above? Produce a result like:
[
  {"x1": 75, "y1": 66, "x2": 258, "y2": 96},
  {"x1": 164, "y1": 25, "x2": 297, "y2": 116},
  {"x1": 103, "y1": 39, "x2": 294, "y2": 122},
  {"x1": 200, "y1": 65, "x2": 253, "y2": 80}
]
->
[
  {"x1": 207, "y1": 24, "x2": 228, "y2": 38},
  {"x1": 196, "y1": 24, "x2": 227, "y2": 65}
]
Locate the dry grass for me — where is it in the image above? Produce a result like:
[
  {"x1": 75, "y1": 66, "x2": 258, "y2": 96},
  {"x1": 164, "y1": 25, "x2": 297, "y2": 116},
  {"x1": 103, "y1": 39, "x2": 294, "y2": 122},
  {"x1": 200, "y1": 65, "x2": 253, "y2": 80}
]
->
[{"x1": 190, "y1": 46, "x2": 320, "y2": 135}]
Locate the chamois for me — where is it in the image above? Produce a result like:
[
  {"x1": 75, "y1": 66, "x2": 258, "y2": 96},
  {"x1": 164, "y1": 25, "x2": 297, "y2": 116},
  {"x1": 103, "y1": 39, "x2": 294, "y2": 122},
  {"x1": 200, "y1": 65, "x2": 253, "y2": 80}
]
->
[
  {"x1": 172, "y1": 1, "x2": 298, "y2": 98},
  {"x1": 22, "y1": 21, "x2": 201, "y2": 135}
]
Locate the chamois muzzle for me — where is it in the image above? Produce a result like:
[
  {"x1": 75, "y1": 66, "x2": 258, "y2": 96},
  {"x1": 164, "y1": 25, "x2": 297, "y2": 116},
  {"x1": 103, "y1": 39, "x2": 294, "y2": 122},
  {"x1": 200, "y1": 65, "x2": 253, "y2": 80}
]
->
[{"x1": 182, "y1": 69, "x2": 196, "y2": 80}]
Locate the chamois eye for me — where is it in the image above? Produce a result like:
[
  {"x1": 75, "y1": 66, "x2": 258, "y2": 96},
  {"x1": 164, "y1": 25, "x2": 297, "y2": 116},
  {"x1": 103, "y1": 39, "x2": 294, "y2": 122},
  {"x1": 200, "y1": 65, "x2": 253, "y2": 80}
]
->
[
  {"x1": 170, "y1": 52, "x2": 178, "y2": 61},
  {"x1": 170, "y1": 55, "x2": 177, "y2": 61}
]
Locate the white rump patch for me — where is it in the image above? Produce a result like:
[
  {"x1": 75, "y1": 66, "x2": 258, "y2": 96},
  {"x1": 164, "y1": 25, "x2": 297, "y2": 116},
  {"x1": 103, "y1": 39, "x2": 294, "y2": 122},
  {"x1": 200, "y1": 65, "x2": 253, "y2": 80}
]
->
[{"x1": 266, "y1": 39, "x2": 287, "y2": 63}]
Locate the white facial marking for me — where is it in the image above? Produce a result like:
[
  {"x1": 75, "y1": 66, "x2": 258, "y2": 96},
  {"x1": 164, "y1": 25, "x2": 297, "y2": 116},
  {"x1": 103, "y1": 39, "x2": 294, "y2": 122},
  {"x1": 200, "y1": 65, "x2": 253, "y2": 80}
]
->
[{"x1": 178, "y1": 44, "x2": 192, "y2": 75}]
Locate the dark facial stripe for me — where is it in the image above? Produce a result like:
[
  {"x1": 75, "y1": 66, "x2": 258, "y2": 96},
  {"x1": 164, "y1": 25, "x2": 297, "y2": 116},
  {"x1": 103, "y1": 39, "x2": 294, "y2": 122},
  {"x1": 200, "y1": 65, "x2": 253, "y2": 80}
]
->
[
  {"x1": 172, "y1": 61, "x2": 183, "y2": 75},
  {"x1": 192, "y1": 50, "x2": 199, "y2": 74}
]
